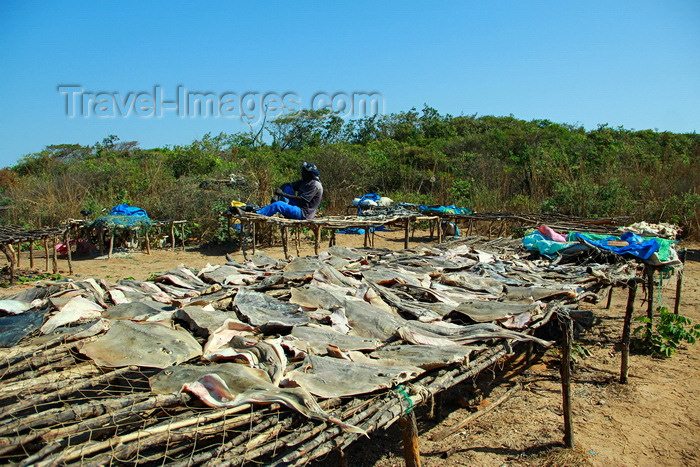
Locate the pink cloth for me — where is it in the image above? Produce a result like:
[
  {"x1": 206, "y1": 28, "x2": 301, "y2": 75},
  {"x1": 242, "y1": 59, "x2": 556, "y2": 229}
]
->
[{"x1": 538, "y1": 225, "x2": 567, "y2": 242}]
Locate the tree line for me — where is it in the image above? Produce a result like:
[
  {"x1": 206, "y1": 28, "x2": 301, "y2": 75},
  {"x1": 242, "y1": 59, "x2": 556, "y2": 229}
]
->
[{"x1": 1, "y1": 106, "x2": 698, "y2": 241}]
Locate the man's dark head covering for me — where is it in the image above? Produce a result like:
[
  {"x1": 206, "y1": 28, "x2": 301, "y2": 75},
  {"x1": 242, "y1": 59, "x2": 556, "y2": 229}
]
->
[{"x1": 301, "y1": 162, "x2": 320, "y2": 180}]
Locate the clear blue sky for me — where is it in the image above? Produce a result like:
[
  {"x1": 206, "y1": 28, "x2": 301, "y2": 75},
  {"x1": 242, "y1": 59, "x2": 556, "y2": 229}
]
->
[{"x1": 1, "y1": 0, "x2": 698, "y2": 168}]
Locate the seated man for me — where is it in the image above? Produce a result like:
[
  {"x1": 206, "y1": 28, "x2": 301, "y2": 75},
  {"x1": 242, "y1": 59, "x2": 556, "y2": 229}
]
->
[{"x1": 257, "y1": 162, "x2": 323, "y2": 220}]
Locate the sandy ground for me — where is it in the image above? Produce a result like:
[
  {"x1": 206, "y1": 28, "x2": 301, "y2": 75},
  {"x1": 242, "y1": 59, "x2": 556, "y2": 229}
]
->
[{"x1": 3, "y1": 228, "x2": 699, "y2": 467}]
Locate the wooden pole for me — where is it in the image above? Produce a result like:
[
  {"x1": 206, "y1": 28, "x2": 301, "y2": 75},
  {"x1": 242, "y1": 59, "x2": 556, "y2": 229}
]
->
[
  {"x1": 646, "y1": 265, "x2": 654, "y2": 335},
  {"x1": 170, "y1": 221, "x2": 175, "y2": 251},
  {"x1": 295, "y1": 228, "x2": 301, "y2": 257},
  {"x1": 281, "y1": 226, "x2": 289, "y2": 259},
  {"x1": 43, "y1": 238, "x2": 49, "y2": 272},
  {"x1": 64, "y1": 229, "x2": 73, "y2": 275},
  {"x1": 437, "y1": 219, "x2": 443, "y2": 244},
  {"x1": 398, "y1": 411, "x2": 421, "y2": 467},
  {"x1": 674, "y1": 249, "x2": 687, "y2": 315},
  {"x1": 29, "y1": 240, "x2": 34, "y2": 269},
  {"x1": 313, "y1": 225, "x2": 320, "y2": 255},
  {"x1": 1, "y1": 244, "x2": 15, "y2": 286},
  {"x1": 363, "y1": 227, "x2": 369, "y2": 247},
  {"x1": 14, "y1": 244, "x2": 20, "y2": 269},
  {"x1": 145, "y1": 230, "x2": 151, "y2": 255},
  {"x1": 404, "y1": 218, "x2": 410, "y2": 249},
  {"x1": 620, "y1": 282, "x2": 638, "y2": 384},
  {"x1": 51, "y1": 238, "x2": 58, "y2": 274},
  {"x1": 98, "y1": 229, "x2": 104, "y2": 256},
  {"x1": 252, "y1": 221, "x2": 258, "y2": 254},
  {"x1": 560, "y1": 314, "x2": 574, "y2": 448},
  {"x1": 108, "y1": 232, "x2": 114, "y2": 260},
  {"x1": 181, "y1": 222, "x2": 185, "y2": 250},
  {"x1": 605, "y1": 287, "x2": 613, "y2": 309}
]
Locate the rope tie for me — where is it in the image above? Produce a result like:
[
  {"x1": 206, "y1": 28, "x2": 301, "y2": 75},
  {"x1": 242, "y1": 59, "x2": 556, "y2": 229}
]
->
[{"x1": 392, "y1": 385, "x2": 414, "y2": 414}]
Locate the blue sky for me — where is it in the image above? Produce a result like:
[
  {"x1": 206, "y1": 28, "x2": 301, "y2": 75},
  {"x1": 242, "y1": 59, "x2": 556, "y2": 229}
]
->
[{"x1": 1, "y1": 1, "x2": 698, "y2": 168}]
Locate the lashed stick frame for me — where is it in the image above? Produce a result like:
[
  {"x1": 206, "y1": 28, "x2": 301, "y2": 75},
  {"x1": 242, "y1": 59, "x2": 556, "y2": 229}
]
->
[
  {"x1": 76, "y1": 219, "x2": 188, "y2": 259},
  {"x1": 0, "y1": 225, "x2": 70, "y2": 285},
  {"x1": 428, "y1": 211, "x2": 634, "y2": 238},
  {"x1": 223, "y1": 212, "x2": 442, "y2": 258}
]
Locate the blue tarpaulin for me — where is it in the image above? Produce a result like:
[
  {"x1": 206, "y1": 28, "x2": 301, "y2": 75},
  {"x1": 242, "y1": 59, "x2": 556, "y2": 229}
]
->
[{"x1": 110, "y1": 204, "x2": 149, "y2": 218}]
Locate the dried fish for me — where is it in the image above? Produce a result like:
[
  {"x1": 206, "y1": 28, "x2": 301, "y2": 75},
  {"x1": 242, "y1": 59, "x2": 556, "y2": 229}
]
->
[{"x1": 81, "y1": 320, "x2": 202, "y2": 368}]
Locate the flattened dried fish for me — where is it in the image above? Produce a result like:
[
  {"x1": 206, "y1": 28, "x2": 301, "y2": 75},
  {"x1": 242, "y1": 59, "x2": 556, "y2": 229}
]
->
[
  {"x1": 41, "y1": 296, "x2": 103, "y2": 334},
  {"x1": 286, "y1": 354, "x2": 422, "y2": 398},
  {"x1": 234, "y1": 288, "x2": 309, "y2": 328},
  {"x1": 150, "y1": 363, "x2": 364, "y2": 434},
  {"x1": 81, "y1": 320, "x2": 202, "y2": 368},
  {"x1": 0, "y1": 310, "x2": 47, "y2": 347},
  {"x1": 370, "y1": 344, "x2": 478, "y2": 370},
  {"x1": 291, "y1": 325, "x2": 381, "y2": 353}
]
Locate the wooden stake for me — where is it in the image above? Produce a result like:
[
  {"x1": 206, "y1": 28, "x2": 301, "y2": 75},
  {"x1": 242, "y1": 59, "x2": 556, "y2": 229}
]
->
[
  {"x1": 64, "y1": 230, "x2": 73, "y2": 275},
  {"x1": 399, "y1": 411, "x2": 421, "y2": 467},
  {"x1": 605, "y1": 286, "x2": 613, "y2": 309},
  {"x1": 295, "y1": 228, "x2": 301, "y2": 257},
  {"x1": 646, "y1": 265, "x2": 654, "y2": 334},
  {"x1": 674, "y1": 249, "x2": 687, "y2": 315},
  {"x1": 51, "y1": 238, "x2": 58, "y2": 274},
  {"x1": 560, "y1": 315, "x2": 574, "y2": 448},
  {"x1": 108, "y1": 232, "x2": 114, "y2": 259},
  {"x1": 44, "y1": 237, "x2": 49, "y2": 272},
  {"x1": 313, "y1": 225, "x2": 320, "y2": 255},
  {"x1": 620, "y1": 281, "x2": 638, "y2": 384},
  {"x1": 29, "y1": 240, "x2": 34, "y2": 269},
  {"x1": 281, "y1": 226, "x2": 289, "y2": 259},
  {"x1": 404, "y1": 218, "x2": 410, "y2": 249}
]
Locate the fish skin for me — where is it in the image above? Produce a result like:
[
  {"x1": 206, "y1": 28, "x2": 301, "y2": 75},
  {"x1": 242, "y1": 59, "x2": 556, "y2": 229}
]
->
[
  {"x1": 286, "y1": 354, "x2": 423, "y2": 399},
  {"x1": 151, "y1": 363, "x2": 365, "y2": 434},
  {"x1": 41, "y1": 296, "x2": 104, "y2": 334},
  {"x1": 234, "y1": 288, "x2": 309, "y2": 327},
  {"x1": 81, "y1": 320, "x2": 202, "y2": 369}
]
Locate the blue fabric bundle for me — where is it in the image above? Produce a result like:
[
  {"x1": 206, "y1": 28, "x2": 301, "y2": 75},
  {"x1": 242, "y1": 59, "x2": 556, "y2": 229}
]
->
[{"x1": 110, "y1": 203, "x2": 149, "y2": 218}]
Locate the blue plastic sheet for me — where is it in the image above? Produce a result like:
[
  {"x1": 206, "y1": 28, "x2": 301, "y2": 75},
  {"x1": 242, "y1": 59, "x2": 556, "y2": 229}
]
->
[{"x1": 110, "y1": 204, "x2": 149, "y2": 218}]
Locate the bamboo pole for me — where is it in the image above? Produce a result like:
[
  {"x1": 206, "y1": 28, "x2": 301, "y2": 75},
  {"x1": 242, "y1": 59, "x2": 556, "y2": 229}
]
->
[
  {"x1": 399, "y1": 411, "x2": 421, "y2": 467},
  {"x1": 560, "y1": 315, "x2": 574, "y2": 448},
  {"x1": 620, "y1": 282, "x2": 638, "y2": 384}
]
